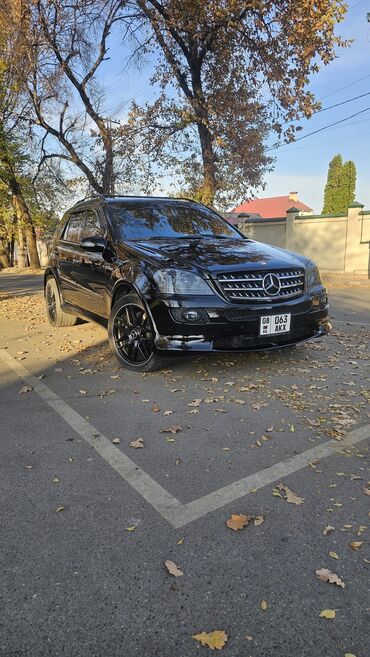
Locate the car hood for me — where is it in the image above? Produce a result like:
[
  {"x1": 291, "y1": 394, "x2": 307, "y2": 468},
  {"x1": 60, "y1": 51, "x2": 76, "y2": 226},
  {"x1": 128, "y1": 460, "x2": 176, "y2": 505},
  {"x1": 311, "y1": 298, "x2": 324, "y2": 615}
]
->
[{"x1": 119, "y1": 237, "x2": 307, "y2": 273}]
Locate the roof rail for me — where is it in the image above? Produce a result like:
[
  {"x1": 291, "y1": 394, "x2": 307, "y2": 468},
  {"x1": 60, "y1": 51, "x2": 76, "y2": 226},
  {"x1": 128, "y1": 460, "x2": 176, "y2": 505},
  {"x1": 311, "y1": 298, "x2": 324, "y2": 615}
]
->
[{"x1": 74, "y1": 193, "x2": 203, "y2": 204}]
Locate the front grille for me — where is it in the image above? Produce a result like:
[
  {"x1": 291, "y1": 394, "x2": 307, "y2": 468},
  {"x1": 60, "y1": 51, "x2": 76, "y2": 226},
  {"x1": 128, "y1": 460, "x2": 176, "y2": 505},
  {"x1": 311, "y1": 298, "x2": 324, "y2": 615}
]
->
[{"x1": 216, "y1": 269, "x2": 305, "y2": 302}]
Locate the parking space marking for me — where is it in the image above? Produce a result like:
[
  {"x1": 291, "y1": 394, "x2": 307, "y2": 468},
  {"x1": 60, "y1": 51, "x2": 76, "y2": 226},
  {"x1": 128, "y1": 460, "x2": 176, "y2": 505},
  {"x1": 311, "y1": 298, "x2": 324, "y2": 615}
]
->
[
  {"x1": 0, "y1": 348, "x2": 188, "y2": 528},
  {"x1": 2, "y1": 347, "x2": 369, "y2": 530}
]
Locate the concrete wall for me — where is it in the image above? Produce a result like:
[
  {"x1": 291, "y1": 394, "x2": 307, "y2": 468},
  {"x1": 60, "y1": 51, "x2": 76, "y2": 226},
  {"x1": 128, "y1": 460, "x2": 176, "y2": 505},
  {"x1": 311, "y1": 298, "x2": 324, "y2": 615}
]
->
[{"x1": 235, "y1": 205, "x2": 370, "y2": 276}]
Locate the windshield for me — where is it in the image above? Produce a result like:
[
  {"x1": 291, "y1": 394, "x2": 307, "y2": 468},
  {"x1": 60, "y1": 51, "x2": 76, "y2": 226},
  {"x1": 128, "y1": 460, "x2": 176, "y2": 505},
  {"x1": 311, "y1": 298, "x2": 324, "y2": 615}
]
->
[{"x1": 108, "y1": 201, "x2": 242, "y2": 241}]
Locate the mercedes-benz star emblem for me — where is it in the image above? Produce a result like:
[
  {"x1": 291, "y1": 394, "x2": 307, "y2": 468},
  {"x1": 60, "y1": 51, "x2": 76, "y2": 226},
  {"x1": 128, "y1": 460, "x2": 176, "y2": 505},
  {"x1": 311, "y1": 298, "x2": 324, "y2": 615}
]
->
[{"x1": 263, "y1": 273, "x2": 281, "y2": 296}]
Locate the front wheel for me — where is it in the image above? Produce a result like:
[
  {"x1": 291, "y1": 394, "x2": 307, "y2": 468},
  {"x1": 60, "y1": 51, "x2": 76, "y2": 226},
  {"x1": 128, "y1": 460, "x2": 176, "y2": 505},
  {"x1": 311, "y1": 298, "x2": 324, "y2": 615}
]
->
[{"x1": 108, "y1": 294, "x2": 168, "y2": 372}]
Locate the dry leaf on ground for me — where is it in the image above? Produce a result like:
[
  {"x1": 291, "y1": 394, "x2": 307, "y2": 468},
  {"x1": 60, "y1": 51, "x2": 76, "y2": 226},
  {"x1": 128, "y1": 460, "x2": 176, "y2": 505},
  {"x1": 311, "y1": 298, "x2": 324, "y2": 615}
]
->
[
  {"x1": 55, "y1": 506, "x2": 65, "y2": 513},
  {"x1": 254, "y1": 515, "x2": 265, "y2": 526},
  {"x1": 260, "y1": 599, "x2": 268, "y2": 610},
  {"x1": 226, "y1": 514, "x2": 252, "y2": 530},
  {"x1": 319, "y1": 609, "x2": 336, "y2": 619},
  {"x1": 315, "y1": 568, "x2": 345, "y2": 588},
  {"x1": 112, "y1": 437, "x2": 120, "y2": 444},
  {"x1": 323, "y1": 525, "x2": 335, "y2": 535},
  {"x1": 163, "y1": 410, "x2": 173, "y2": 416},
  {"x1": 160, "y1": 425, "x2": 182, "y2": 434},
  {"x1": 165, "y1": 560, "x2": 183, "y2": 577},
  {"x1": 349, "y1": 541, "x2": 363, "y2": 551},
  {"x1": 329, "y1": 551, "x2": 340, "y2": 560},
  {"x1": 18, "y1": 386, "x2": 32, "y2": 394},
  {"x1": 152, "y1": 404, "x2": 161, "y2": 412},
  {"x1": 277, "y1": 483, "x2": 304, "y2": 505},
  {"x1": 192, "y1": 630, "x2": 227, "y2": 650},
  {"x1": 130, "y1": 438, "x2": 144, "y2": 449}
]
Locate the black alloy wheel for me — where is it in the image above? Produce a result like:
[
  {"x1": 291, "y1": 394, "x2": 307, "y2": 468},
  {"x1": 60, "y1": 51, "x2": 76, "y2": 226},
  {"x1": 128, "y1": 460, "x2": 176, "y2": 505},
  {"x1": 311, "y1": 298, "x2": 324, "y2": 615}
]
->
[
  {"x1": 46, "y1": 282, "x2": 57, "y2": 323},
  {"x1": 108, "y1": 294, "x2": 167, "y2": 371}
]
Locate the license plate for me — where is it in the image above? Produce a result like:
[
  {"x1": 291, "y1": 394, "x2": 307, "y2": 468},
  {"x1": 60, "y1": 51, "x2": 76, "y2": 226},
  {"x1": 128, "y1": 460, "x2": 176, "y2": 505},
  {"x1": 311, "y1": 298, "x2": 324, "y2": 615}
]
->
[{"x1": 259, "y1": 313, "x2": 291, "y2": 336}]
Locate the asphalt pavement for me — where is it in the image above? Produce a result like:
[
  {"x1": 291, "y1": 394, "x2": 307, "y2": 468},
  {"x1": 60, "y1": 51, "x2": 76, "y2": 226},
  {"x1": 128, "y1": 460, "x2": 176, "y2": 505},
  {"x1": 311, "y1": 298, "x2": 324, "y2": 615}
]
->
[{"x1": 0, "y1": 273, "x2": 369, "y2": 657}]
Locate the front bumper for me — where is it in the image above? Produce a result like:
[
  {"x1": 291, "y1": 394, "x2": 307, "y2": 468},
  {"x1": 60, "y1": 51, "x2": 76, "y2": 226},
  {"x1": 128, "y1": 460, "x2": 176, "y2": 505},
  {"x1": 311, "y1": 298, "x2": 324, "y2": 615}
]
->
[{"x1": 148, "y1": 288, "x2": 331, "y2": 353}]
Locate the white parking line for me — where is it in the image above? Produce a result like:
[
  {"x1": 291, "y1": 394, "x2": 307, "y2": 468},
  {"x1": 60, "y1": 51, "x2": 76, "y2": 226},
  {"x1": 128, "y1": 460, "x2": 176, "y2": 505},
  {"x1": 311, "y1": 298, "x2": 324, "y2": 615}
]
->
[{"x1": 1, "y1": 347, "x2": 369, "y2": 529}]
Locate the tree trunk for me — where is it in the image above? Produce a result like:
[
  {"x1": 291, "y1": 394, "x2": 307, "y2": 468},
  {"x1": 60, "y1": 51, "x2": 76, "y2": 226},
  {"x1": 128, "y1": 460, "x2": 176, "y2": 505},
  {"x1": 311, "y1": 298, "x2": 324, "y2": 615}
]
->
[
  {"x1": 102, "y1": 123, "x2": 115, "y2": 194},
  {"x1": 11, "y1": 185, "x2": 40, "y2": 269},
  {"x1": 17, "y1": 224, "x2": 26, "y2": 269},
  {"x1": 0, "y1": 241, "x2": 9, "y2": 268},
  {"x1": 197, "y1": 121, "x2": 217, "y2": 206}
]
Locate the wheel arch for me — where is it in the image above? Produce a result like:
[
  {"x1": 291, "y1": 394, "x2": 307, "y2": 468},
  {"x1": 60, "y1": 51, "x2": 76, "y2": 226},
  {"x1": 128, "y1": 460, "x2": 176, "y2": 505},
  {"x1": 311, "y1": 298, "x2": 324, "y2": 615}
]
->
[
  {"x1": 44, "y1": 267, "x2": 60, "y2": 295},
  {"x1": 110, "y1": 279, "x2": 159, "y2": 338}
]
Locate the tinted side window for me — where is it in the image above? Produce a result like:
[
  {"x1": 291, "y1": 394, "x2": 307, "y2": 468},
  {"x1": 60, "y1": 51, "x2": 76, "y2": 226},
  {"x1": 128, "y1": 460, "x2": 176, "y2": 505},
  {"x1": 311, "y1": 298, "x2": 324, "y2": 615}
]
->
[
  {"x1": 63, "y1": 213, "x2": 85, "y2": 243},
  {"x1": 81, "y1": 210, "x2": 104, "y2": 239}
]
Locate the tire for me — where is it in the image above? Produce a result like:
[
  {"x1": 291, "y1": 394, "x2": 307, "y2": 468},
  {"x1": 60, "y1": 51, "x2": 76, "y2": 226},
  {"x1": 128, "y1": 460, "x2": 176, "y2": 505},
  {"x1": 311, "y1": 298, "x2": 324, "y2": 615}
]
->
[
  {"x1": 45, "y1": 277, "x2": 78, "y2": 327},
  {"x1": 108, "y1": 293, "x2": 167, "y2": 372}
]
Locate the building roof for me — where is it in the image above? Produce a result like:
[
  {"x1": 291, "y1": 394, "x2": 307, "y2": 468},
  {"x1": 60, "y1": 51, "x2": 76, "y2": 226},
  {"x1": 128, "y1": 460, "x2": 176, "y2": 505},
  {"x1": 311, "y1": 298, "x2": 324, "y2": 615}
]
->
[{"x1": 231, "y1": 195, "x2": 313, "y2": 219}]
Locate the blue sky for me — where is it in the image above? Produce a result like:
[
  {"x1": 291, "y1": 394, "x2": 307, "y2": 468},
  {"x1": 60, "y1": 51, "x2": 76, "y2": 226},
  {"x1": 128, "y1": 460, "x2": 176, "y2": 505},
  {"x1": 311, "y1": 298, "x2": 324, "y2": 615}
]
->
[{"x1": 98, "y1": 1, "x2": 370, "y2": 212}]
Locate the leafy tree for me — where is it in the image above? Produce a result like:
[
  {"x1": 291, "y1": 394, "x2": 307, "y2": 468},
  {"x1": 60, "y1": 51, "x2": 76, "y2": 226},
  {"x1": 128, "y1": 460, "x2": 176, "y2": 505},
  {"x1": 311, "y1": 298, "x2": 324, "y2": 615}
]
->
[
  {"x1": 340, "y1": 160, "x2": 356, "y2": 209},
  {"x1": 322, "y1": 154, "x2": 343, "y2": 214},
  {"x1": 322, "y1": 155, "x2": 357, "y2": 213},
  {"x1": 0, "y1": 17, "x2": 41, "y2": 269},
  {"x1": 132, "y1": 0, "x2": 348, "y2": 207}
]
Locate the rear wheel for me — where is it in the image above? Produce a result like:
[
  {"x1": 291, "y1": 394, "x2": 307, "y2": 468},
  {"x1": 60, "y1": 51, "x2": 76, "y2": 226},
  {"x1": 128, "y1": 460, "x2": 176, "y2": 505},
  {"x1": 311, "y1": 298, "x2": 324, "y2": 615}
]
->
[
  {"x1": 45, "y1": 277, "x2": 78, "y2": 327},
  {"x1": 108, "y1": 294, "x2": 167, "y2": 372}
]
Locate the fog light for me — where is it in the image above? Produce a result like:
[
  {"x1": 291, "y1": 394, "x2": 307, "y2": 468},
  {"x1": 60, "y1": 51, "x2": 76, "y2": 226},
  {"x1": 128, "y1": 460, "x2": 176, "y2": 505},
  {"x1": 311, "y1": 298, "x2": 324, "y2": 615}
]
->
[{"x1": 183, "y1": 309, "x2": 202, "y2": 321}]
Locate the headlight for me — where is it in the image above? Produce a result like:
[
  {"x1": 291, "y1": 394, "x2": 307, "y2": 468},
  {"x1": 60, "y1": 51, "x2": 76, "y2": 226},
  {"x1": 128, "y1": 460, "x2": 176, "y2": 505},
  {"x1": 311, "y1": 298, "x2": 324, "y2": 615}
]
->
[
  {"x1": 153, "y1": 269, "x2": 213, "y2": 295},
  {"x1": 306, "y1": 261, "x2": 322, "y2": 288}
]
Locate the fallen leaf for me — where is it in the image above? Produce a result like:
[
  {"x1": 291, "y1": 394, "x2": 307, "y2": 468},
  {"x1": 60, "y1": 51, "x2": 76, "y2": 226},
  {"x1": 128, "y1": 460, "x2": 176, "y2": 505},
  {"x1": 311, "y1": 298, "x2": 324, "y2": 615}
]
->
[
  {"x1": 363, "y1": 485, "x2": 370, "y2": 496},
  {"x1": 163, "y1": 410, "x2": 173, "y2": 416},
  {"x1": 254, "y1": 515, "x2": 265, "y2": 526},
  {"x1": 112, "y1": 437, "x2": 120, "y2": 444},
  {"x1": 323, "y1": 525, "x2": 335, "y2": 536},
  {"x1": 160, "y1": 425, "x2": 182, "y2": 434},
  {"x1": 165, "y1": 560, "x2": 183, "y2": 577},
  {"x1": 349, "y1": 541, "x2": 363, "y2": 551},
  {"x1": 188, "y1": 399, "x2": 202, "y2": 407},
  {"x1": 130, "y1": 438, "x2": 144, "y2": 449},
  {"x1": 319, "y1": 609, "x2": 336, "y2": 619},
  {"x1": 277, "y1": 483, "x2": 304, "y2": 505},
  {"x1": 24, "y1": 465, "x2": 33, "y2": 470},
  {"x1": 290, "y1": 424, "x2": 295, "y2": 432},
  {"x1": 315, "y1": 568, "x2": 345, "y2": 588},
  {"x1": 52, "y1": 476, "x2": 60, "y2": 483},
  {"x1": 125, "y1": 526, "x2": 136, "y2": 532},
  {"x1": 152, "y1": 404, "x2": 161, "y2": 413},
  {"x1": 329, "y1": 551, "x2": 340, "y2": 560},
  {"x1": 344, "y1": 653, "x2": 357, "y2": 657},
  {"x1": 79, "y1": 389, "x2": 87, "y2": 395},
  {"x1": 244, "y1": 635, "x2": 253, "y2": 641},
  {"x1": 18, "y1": 385, "x2": 32, "y2": 394},
  {"x1": 55, "y1": 506, "x2": 65, "y2": 513},
  {"x1": 177, "y1": 537, "x2": 184, "y2": 545},
  {"x1": 260, "y1": 599, "x2": 268, "y2": 610},
  {"x1": 192, "y1": 631, "x2": 227, "y2": 650},
  {"x1": 226, "y1": 514, "x2": 251, "y2": 531}
]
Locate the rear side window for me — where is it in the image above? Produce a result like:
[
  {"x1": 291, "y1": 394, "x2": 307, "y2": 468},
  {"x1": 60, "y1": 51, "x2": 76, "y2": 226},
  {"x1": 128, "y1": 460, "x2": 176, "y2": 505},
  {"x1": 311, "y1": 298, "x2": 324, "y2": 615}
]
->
[
  {"x1": 63, "y1": 213, "x2": 85, "y2": 243},
  {"x1": 80, "y1": 210, "x2": 104, "y2": 239}
]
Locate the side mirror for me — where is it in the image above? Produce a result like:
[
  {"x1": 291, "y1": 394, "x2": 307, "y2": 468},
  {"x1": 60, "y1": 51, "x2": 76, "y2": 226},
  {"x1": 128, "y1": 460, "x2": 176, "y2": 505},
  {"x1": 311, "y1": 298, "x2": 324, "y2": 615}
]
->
[{"x1": 80, "y1": 236, "x2": 107, "y2": 253}]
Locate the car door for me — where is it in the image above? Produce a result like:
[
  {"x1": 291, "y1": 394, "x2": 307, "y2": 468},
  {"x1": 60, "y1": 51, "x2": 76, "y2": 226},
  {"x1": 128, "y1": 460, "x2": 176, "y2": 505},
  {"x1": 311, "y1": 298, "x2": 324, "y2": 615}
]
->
[
  {"x1": 76, "y1": 208, "x2": 112, "y2": 317},
  {"x1": 57, "y1": 211, "x2": 86, "y2": 307}
]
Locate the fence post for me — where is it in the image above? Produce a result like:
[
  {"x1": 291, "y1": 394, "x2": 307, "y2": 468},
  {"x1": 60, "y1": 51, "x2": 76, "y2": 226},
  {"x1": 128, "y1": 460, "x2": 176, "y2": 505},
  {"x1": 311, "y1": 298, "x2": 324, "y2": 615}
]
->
[
  {"x1": 286, "y1": 207, "x2": 298, "y2": 251},
  {"x1": 344, "y1": 202, "x2": 364, "y2": 273}
]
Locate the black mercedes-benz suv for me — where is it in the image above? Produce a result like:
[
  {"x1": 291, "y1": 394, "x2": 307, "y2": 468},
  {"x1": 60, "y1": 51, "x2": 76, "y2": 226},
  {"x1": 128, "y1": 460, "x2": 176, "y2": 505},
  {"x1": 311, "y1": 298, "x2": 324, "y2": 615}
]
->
[{"x1": 45, "y1": 195, "x2": 331, "y2": 371}]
